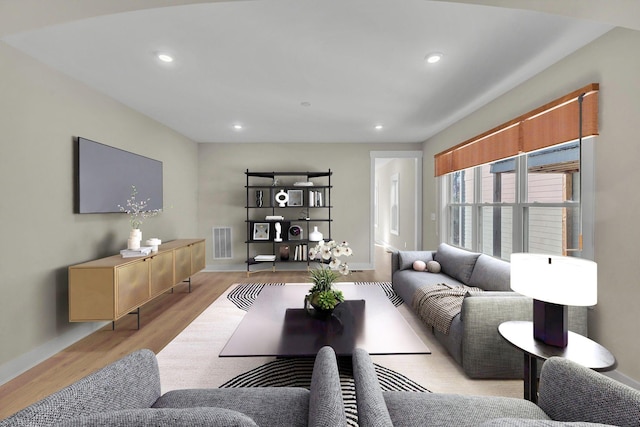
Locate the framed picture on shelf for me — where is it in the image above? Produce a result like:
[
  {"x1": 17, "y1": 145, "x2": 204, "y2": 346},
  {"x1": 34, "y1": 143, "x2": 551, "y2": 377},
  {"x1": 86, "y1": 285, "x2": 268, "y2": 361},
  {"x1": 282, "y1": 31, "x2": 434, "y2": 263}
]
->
[
  {"x1": 287, "y1": 189, "x2": 303, "y2": 207},
  {"x1": 253, "y1": 222, "x2": 270, "y2": 240}
]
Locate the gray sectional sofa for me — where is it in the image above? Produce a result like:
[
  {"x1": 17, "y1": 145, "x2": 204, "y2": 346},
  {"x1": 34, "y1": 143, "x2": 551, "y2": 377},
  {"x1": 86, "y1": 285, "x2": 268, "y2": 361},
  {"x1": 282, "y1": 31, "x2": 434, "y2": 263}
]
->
[
  {"x1": 0, "y1": 347, "x2": 346, "y2": 427},
  {"x1": 392, "y1": 243, "x2": 588, "y2": 378},
  {"x1": 353, "y1": 347, "x2": 640, "y2": 427}
]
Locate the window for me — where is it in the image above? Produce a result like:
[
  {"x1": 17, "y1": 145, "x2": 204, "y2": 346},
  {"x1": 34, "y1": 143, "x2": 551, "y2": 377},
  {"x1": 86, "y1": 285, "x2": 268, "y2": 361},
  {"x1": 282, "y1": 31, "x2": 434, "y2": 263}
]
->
[{"x1": 442, "y1": 139, "x2": 593, "y2": 260}]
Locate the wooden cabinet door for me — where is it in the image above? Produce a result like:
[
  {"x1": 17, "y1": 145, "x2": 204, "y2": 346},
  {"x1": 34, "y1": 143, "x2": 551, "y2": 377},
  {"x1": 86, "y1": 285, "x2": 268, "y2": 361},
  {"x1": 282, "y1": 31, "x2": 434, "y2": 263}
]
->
[
  {"x1": 174, "y1": 246, "x2": 191, "y2": 284},
  {"x1": 191, "y1": 240, "x2": 206, "y2": 274},
  {"x1": 116, "y1": 260, "x2": 150, "y2": 317},
  {"x1": 150, "y1": 250, "x2": 174, "y2": 297}
]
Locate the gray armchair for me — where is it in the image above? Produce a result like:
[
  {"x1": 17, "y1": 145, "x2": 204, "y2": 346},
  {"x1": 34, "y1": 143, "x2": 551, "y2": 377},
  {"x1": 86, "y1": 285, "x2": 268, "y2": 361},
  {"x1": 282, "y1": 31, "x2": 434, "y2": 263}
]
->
[
  {"x1": 353, "y1": 347, "x2": 640, "y2": 427},
  {"x1": 1, "y1": 347, "x2": 346, "y2": 427}
]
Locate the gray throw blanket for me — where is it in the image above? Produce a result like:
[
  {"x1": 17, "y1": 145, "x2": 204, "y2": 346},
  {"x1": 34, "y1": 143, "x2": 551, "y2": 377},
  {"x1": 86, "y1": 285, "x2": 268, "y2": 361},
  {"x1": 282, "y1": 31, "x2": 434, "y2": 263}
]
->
[{"x1": 412, "y1": 283, "x2": 482, "y2": 334}]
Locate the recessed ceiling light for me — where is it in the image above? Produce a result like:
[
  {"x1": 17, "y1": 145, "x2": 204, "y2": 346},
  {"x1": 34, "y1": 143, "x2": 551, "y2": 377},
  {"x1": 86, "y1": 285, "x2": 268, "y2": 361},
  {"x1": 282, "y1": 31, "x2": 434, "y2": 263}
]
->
[
  {"x1": 233, "y1": 124, "x2": 243, "y2": 131},
  {"x1": 157, "y1": 53, "x2": 174, "y2": 63},
  {"x1": 425, "y1": 52, "x2": 443, "y2": 64},
  {"x1": 300, "y1": 101, "x2": 312, "y2": 107},
  {"x1": 375, "y1": 124, "x2": 384, "y2": 131}
]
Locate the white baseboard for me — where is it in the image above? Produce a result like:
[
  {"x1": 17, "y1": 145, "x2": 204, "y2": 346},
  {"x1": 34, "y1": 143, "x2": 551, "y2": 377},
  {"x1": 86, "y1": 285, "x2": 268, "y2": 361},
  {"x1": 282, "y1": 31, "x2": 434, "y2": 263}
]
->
[{"x1": 0, "y1": 321, "x2": 108, "y2": 386}]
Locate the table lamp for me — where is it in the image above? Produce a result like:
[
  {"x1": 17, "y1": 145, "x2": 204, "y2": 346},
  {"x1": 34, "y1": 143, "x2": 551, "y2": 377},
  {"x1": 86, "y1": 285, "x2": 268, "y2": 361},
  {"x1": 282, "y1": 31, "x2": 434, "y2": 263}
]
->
[{"x1": 510, "y1": 253, "x2": 597, "y2": 348}]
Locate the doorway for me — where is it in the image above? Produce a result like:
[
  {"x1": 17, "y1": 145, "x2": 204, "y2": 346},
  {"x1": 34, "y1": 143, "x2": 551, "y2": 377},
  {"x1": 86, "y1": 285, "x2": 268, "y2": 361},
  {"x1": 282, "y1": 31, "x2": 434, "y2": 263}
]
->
[{"x1": 370, "y1": 151, "x2": 423, "y2": 268}]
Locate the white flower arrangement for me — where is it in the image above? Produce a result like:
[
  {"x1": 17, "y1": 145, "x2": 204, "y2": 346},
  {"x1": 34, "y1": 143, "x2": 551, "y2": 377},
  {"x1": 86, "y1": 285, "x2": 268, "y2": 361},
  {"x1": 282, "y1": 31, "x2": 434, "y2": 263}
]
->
[
  {"x1": 118, "y1": 185, "x2": 162, "y2": 229},
  {"x1": 308, "y1": 240, "x2": 353, "y2": 275}
]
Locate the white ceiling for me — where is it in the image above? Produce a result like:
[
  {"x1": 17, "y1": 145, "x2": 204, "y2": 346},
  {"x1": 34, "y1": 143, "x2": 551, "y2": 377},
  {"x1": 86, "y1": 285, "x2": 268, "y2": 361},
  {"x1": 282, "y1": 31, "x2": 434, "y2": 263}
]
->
[{"x1": 2, "y1": 0, "x2": 612, "y2": 143}]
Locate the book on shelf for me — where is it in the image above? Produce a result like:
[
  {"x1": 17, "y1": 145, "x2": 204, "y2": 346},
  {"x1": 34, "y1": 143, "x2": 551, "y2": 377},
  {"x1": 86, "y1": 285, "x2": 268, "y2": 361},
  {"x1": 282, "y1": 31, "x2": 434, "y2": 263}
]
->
[
  {"x1": 293, "y1": 244, "x2": 308, "y2": 261},
  {"x1": 308, "y1": 190, "x2": 324, "y2": 207},
  {"x1": 254, "y1": 254, "x2": 276, "y2": 261},
  {"x1": 120, "y1": 247, "x2": 153, "y2": 258}
]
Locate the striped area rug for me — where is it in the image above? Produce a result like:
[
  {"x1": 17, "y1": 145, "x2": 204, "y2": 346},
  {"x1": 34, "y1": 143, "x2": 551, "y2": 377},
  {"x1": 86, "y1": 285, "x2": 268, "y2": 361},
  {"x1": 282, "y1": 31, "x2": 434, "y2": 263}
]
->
[
  {"x1": 227, "y1": 281, "x2": 403, "y2": 311},
  {"x1": 219, "y1": 350, "x2": 428, "y2": 427},
  {"x1": 222, "y1": 282, "x2": 425, "y2": 426}
]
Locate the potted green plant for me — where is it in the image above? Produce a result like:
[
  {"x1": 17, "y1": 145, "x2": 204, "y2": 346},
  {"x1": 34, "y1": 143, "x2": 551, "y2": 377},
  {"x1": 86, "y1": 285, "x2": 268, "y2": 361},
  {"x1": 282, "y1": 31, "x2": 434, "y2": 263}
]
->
[{"x1": 305, "y1": 240, "x2": 352, "y2": 317}]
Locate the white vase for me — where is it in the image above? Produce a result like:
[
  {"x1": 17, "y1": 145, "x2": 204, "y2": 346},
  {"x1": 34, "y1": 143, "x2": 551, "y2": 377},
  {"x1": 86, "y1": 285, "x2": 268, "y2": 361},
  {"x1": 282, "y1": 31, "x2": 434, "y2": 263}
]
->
[
  {"x1": 128, "y1": 229, "x2": 142, "y2": 250},
  {"x1": 309, "y1": 226, "x2": 323, "y2": 242}
]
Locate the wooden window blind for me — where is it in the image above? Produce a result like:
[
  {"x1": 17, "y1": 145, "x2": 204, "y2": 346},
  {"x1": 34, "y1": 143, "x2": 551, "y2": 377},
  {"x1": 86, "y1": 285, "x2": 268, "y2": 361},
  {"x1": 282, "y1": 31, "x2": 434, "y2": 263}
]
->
[{"x1": 434, "y1": 83, "x2": 599, "y2": 176}]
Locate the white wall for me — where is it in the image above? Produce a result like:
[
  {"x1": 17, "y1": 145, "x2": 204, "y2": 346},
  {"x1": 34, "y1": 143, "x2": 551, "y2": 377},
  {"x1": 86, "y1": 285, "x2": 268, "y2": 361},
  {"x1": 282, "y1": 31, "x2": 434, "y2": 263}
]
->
[
  {"x1": 197, "y1": 142, "x2": 421, "y2": 271},
  {"x1": 0, "y1": 41, "x2": 199, "y2": 384},
  {"x1": 422, "y1": 27, "x2": 640, "y2": 381}
]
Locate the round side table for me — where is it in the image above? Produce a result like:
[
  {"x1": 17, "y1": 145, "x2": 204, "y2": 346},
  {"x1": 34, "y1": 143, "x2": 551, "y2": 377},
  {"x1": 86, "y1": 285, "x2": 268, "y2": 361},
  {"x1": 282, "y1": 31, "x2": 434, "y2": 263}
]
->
[{"x1": 498, "y1": 320, "x2": 615, "y2": 403}]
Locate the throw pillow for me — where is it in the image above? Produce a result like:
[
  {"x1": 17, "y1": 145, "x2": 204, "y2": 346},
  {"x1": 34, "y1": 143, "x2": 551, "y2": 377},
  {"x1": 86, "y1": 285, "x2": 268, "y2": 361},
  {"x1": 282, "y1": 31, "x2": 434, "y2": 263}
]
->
[
  {"x1": 426, "y1": 260, "x2": 441, "y2": 273},
  {"x1": 413, "y1": 260, "x2": 427, "y2": 271},
  {"x1": 398, "y1": 251, "x2": 433, "y2": 270},
  {"x1": 59, "y1": 408, "x2": 259, "y2": 427}
]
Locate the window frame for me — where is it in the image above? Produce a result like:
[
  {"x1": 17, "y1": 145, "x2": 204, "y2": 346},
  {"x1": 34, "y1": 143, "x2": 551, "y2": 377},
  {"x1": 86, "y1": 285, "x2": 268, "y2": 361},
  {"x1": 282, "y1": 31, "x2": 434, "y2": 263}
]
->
[{"x1": 439, "y1": 137, "x2": 595, "y2": 260}]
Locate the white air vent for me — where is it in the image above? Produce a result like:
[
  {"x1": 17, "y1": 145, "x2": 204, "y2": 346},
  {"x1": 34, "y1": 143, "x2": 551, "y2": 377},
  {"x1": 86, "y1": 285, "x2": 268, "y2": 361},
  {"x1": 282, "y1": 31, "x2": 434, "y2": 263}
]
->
[{"x1": 212, "y1": 227, "x2": 233, "y2": 259}]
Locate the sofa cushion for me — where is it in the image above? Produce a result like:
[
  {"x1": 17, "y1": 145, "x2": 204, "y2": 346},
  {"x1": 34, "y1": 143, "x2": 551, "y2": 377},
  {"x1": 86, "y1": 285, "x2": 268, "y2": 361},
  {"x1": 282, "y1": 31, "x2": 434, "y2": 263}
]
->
[
  {"x1": 434, "y1": 243, "x2": 481, "y2": 285},
  {"x1": 398, "y1": 251, "x2": 433, "y2": 271},
  {"x1": 383, "y1": 392, "x2": 549, "y2": 426},
  {"x1": 58, "y1": 408, "x2": 258, "y2": 427},
  {"x1": 468, "y1": 254, "x2": 511, "y2": 291},
  {"x1": 154, "y1": 387, "x2": 309, "y2": 427}
]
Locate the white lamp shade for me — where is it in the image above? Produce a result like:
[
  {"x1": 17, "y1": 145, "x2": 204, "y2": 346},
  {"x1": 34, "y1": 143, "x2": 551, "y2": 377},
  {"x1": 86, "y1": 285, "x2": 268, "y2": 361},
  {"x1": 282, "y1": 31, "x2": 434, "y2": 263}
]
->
[{"x1": 510, "y1": 253, "x2": 597, "y2": 306}]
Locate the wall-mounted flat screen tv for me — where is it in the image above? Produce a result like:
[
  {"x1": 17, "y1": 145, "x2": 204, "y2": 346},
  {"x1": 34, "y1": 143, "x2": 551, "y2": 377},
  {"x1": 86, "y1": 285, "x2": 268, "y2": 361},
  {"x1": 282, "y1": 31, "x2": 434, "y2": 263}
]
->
[{"x1": 76, "y1": 137, "x2": 163, "y2": 213}]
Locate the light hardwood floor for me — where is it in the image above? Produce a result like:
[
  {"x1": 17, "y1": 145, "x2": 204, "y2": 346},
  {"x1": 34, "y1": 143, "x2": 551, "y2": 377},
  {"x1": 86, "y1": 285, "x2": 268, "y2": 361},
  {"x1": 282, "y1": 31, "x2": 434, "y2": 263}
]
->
[{"x1": 0, "y1": 246, "x2": 392, "y2": 419}]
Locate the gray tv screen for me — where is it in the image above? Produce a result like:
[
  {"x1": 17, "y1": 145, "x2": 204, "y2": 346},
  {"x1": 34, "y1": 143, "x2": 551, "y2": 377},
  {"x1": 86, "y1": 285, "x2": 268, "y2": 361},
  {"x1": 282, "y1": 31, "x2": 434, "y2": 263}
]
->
[{"x1": 77, "y1": 137, "x2": 163, "y2": 213}]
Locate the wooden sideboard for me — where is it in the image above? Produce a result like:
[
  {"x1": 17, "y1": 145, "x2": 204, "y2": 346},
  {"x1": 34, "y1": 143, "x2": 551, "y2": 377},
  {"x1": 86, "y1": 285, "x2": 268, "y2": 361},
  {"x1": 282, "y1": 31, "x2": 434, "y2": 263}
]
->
[{"x1": 69, "y1": 239, "x2": 205, "y2": 324}]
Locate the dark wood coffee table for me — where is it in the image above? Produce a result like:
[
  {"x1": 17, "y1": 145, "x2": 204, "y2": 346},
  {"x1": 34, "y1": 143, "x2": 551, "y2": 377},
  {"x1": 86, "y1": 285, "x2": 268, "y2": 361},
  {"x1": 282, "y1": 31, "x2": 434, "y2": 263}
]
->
[{"x1": 220, "y1": 283, "x2": 430, "y2": 357}]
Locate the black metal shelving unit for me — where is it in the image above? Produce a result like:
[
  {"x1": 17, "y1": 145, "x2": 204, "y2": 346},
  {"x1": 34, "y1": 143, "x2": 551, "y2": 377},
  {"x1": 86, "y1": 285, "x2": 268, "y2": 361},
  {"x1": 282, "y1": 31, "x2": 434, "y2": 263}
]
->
[{"x1": 245, "y1": 170, "x2": 332, "y2": 275}]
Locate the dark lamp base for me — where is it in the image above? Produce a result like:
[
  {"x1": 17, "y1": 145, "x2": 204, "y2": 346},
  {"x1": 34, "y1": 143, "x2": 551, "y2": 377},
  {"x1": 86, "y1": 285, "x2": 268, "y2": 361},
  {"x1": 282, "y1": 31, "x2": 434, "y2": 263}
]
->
[{"x1": 533, "y1": 300, "x2": 568, "y2": 348}]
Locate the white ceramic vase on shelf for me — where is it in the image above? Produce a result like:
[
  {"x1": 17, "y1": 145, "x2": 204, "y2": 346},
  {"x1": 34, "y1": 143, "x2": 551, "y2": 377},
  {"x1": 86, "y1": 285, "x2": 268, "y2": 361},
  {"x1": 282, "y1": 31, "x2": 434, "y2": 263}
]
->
[
  {"x1": 128, "y1": 229, "x2": 142, "y2": 250},
  {"x1": 309, "y1": 226, "x2": 323, "y2": 242}
]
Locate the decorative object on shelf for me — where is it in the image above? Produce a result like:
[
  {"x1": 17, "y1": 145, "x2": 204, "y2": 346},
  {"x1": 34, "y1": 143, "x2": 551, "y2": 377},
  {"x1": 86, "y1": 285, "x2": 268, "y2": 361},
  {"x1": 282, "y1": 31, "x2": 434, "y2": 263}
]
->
[
  {"x1": 304, "y1": 240, "x2": 353, "y2": 316},
  {"x1": 287, "y1": 189, "x2": 303, "y2": 206},
  {"x1": 298, "y1": 208, "x2": 310, "y2": 220},
  {"x1": 274, "y1": 189, "x2": 289, "y2": 207},
  {"x1": 279, "y1": 245, "x2": 290, "y2": 261},
  {"x1": 253, "y1": 222, "x2": 270, "y2": 240},
  {"x1": 309, "y1": 226, "x2": 323, "y2": 242},
  {"x1": 293, "y1": 181, "x2": 314, "y2": 186},
  {"x1": 510, "y1": 253, "x2": 597, "y2": 348},
  {"x1": 145, "y1": 238, "x2": 161, "y2": 253},
  {"x1": 288, "y1": 225, "x2": 303, "y2": 240},
  {"x1": 274, "y1": 222, "x2": 282, "y2": 242},
  {"x1": 265, "y1": 215, "x2": 284, "y2": 220},
  {"x1": 255, "y1": 190, "x2": 263, "y2": 207},
  {"x1": 118, "y1": 185, "x2": 162, "y2": 249}
]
